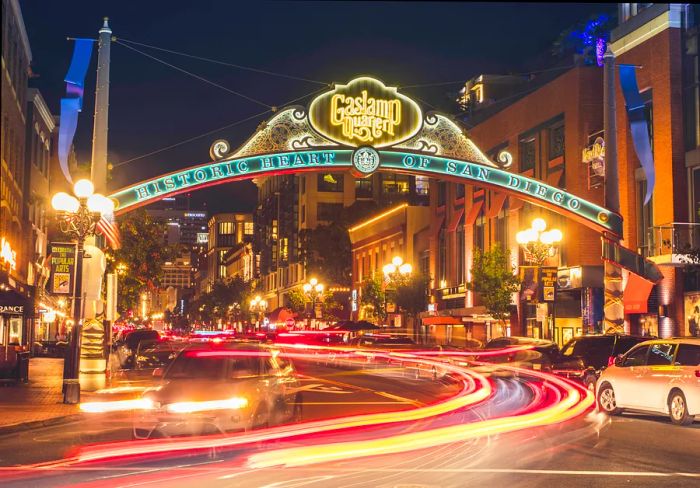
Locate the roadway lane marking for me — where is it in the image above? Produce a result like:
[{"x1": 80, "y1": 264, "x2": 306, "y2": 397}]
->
[
  {"x1": 312, "y1": 467, "x2": 700, "y2": 477},
  {"x1": 375, "y1": 391, "x2": 424, "y2": 407}
]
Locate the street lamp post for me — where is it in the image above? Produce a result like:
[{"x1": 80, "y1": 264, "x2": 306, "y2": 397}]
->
[
  {"x1": 516, "y1": 218, "x2": 563, "y2": 341},
  {"x1": 302, "y1": 278, "x2": 324, "y2": 329},
  {"x1": 52, "y1": 179, "x2": 113, "y2": 404},
  {"x1": 249, "y1": 295, "x2": 267, "y2": 330},
  {"x1": 382, "y1": 256, "x2": 412, "y2": 327}
]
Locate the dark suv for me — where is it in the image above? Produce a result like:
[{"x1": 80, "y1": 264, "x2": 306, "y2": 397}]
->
[{"x1": 552, "y1": 334, "x2": 651, "y2": 389}]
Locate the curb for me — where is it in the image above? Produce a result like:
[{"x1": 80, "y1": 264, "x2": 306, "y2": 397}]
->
[{"x1": 0, "y1": 413, "x2": 83, "y2": 436}]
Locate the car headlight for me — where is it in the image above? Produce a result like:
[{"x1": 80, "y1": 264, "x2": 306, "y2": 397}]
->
[{"x1": 166, "y1": 397, "x2": 249, "y2": 414}]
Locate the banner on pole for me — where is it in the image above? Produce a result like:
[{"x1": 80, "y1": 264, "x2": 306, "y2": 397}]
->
[{"x1": 49, "y1": 243, "x2": 77, "y2": 295}]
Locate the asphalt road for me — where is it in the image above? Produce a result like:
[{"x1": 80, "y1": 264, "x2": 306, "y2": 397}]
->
[
  {"x1": 2, "y1": 360, "x2": 698, "y2": 487},
  {"x1": 0, "y1": 361, "x2": 458, "y2": 467}
]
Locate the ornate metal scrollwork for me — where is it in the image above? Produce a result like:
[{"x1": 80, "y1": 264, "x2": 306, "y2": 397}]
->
[{"x1": 209, "y1": 139, "x2": 231, "y2": 161}]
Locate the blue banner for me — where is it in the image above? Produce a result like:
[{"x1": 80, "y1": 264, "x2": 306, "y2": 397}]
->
[
  {"x1": 58, "y1": 39, "x2": 94, "y2": 184},
  {"x1": 619, "y1": 64, "x2": 655, "y2": 205}
]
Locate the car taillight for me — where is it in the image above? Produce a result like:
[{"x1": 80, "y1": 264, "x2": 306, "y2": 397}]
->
[
  {"x1": 695, "y1": 369, "x2": 700, "y2": 378},
  {"x1": 607, "y1": 356, "x2": 615, "y2": 367}
]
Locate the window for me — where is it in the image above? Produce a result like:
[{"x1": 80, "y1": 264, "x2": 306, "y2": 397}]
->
[
  {"x1": 636, "y1": 180, "x2": 653, "y2": 251},
  {"x1": 473, "y1": 210, "x2": 485, "y2": 253},
  {"x1": 415, "y1": 176, "x2": 430, "y2": 196},
  {"x1": 647, "y1": 343, "x2": 676, "y2": 366},
  {"x1": 675, "y1": 344, "x2": 700, "y2": 366},
  {"x1": 244, "y1": 222, "x2": 254, "y2": 235},
  {"x1": 317, "y1": 173, "x2": 344, "y2": 192},
  {"x1": 519, "y1": 136, "x2": 536, "y2": 172},
  {"x1": 495, "y1": 209, "x2": 508, "y2": 251},
  {"x1": 456, "y1": 184, "x2": 465, "y2": 199},
  {"x1": 355, "y1": 178, "x2": 373, "y2": 198},
  {"x1": 438, "y1": 224, "x2": 447, "y2": 285},
  {"x1": 382, "y1": 174, "x2": 409, "y2": 194},
  {"x1": 622, "y1": 345, "x2": 649, "y2": 367},
  {"x1": 548, "y1": 123, "x2": 565, "y2": 159},
  {"x1": 218, "y1": 222, "x2": 234, "y2": 235},
  {"x1": 317, "y1": 203, "x2": 343, "y2": 222},
  {"x1": 456, "y1": 214, "x2": 465, "y2": 284},
  {"x1": 437, "y1": 182, "x2": 447, "y2": 207}
]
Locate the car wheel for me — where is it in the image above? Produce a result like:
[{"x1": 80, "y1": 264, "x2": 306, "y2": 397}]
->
[
  {"x1": 668, "y1": 390, "x2": 693, "y2": 426},
  {"x1": 597, "y1": 383, "x2": 621, "y2": 415}
]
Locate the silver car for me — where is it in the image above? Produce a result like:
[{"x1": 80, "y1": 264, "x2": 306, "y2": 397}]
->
[{"x1": 133, "y1": 343, "x2": 302, "y2": 439}]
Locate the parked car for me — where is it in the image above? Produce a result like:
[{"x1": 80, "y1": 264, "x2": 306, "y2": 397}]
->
[
  {"x1": 552, "y1": 334, "x2": 650, "y2": 389},
  {"x1": 114, "y1": 329, "x2": 160, "y2": 369},
  {"x1": 596, "y1": 338, "x2": 700, "y2": 425},
  {"x1": 133, "y1": 343, "x2": 302, "y2": 439},
  {"x1": 476, "y1": 336, "x2": 560, "y2": 372},
  {"x1": 134, "y1": 340, "x2": 184, "y2": 370}
]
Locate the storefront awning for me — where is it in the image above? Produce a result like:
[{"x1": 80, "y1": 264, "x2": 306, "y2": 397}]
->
[
  {"x1": 484, "y1": 192, "x2": 508, "y2": 219},
  {"x1": 464, "y1": 200, "x2": 484, "y2": 226},
  {"x1": 446, "y1": 207, "x2": 464, "y2": 232},
  {"x1": 623, "y1": 272, "x2": 654, "y2": 314}
]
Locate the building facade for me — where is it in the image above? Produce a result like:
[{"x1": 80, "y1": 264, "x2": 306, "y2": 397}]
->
[
  {"x1": 611, "y1": 3, "x2": 699, "y2": 338},
  {"x1": 254, "y1": 170, "x2": 429, "y2": 312},
  {"x1": 204, "y1": 213, "x2": 253, "y2": 293}
]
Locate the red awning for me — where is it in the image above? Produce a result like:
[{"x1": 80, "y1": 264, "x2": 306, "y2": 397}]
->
[
  {"x1": 484, "y1": 192, "x2": 508, "y2": 219},
  {"x1": 446, "y1": 208, "x2": 465, "y2": 232},
  {"x1": 623, "y1": 273, "x2": 654, "y2": 314},
  {"x1": 464, "y1": 200, "x2": 484, "y2": 226}
]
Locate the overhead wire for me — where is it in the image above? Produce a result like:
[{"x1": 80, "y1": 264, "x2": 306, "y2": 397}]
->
[
  {"x1": 398, "y1": 64, "x2": 576, "y2": 89},
  {"x1": 117, "y1": 37, "x2": 329, "y2": 86},
  {"x1": 112, "y1": 85, "x2": 329, "y2": 168},
  {"x1": 115, "y1": 40, "x2": 273, "y2": 109}
]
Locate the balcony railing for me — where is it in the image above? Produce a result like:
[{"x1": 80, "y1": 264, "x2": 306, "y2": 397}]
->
[{"x1": 646, "y1": 223, "x2": 700, "y2": 264}]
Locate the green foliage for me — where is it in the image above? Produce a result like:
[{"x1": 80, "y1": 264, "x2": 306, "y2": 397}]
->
[
  {"x1": 285, "y1": 288, "x2": 308, "y2": 314},
  {"x1": 467, "y1": 247, "x2": 520, "y2": 324},
  {"x1": 105, "y1": 209, "x2": 179, "y2": 314},
  {"x1": 192, "y1": 276, "x2": 252, "y2": 322},
  {"x1": 300, "y1": 222, "x2": 352, "y2": 286},
  {"x1": 394, "y1": 273, "x2": 430, "y2": 317},
  {"x1": 361, "y1": 274, "x2": 386, "y2": 321}
]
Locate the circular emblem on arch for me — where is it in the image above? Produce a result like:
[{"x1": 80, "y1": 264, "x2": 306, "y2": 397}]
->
[{"x1": 352, "y1": 146, "x2": 380, "y2": 177}]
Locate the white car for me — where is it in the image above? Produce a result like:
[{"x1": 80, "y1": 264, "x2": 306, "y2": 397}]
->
[{"x1": 596, "y1": 338, "x2": 700, "y2": 425}]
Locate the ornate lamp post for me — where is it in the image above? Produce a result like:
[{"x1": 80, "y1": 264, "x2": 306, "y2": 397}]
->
[
  {"x1": 51, "y1": 179, "x2": 113, "y2": 404},
  {"x1": 516, "y1": 218, "x2": 563, "y2": 340},
  {"x1": 382, "y1": 256, "x2": 412, "y2": 326},
  {"x1": 249, "y1": 295, "x2": 268, "y2": 330},
  {"x1": 302, "y1": 278, "x2": 324, "y2": 329}
]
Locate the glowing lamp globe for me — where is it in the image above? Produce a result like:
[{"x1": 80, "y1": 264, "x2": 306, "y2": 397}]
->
[
  {"x1": 392, "y1": 256, "x2": 403, "y2": 267},
  {"x1": 532, "y1": 218, "x2": 547, "y2": 232},
  {"x1": 515, "y1": 231, "x2": 528, "y2": 245},
  {"x1": 309, "y1": 278, "x2": 318, "y2": 286},
  {"x1": 73, "y1": 179, "x2": 95, "y2": 199},
  {"x1": 399, "y1": 263, "x2": 412, "y2": 275},
  {"x1": 87, "y1": 194, "x2": 114, "y2": 215},
  {"x1": 315, "y1": 284, "x2": 324, "y2": 293},
  {"x1": 539, "y1": 231, "x2": 554, "y2": 245},
  {"x1": 51, "y1": 192, "x2": 80, "y2": 213},
  {"x1": 549, "y1": 229, "x2": 563, "y2": 242},
  {"x1": 383, "y1": 263, "x2": 396, "y2": 275},
  {"x1": 303, "y1": 284, "x2": 312, "y2": 293}
]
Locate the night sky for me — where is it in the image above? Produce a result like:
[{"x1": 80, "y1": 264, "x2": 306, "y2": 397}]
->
[{"x1": 21, "y1": 1, "x2": 615, "y2": 213}]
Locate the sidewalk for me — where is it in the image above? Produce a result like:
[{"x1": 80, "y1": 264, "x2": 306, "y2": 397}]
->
[{"x1": 0, "y1": 358, "x2": 81, "y2": 434}]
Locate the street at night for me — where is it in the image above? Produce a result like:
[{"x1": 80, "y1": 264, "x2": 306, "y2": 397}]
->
[{"x1": 1, "y1": 1, "x2": 700, "y2": 486}]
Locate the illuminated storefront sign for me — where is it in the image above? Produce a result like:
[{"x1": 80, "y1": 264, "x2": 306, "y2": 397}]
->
[
  {"x1": 110, "y1": 149, "x2": 621, "y2": 236},
  {"x1": 0, "y1": 237, "x2": 17, "y2": 270},
  {"x1": 309, "y1": 77, "x2": 422, "y2": 148}
]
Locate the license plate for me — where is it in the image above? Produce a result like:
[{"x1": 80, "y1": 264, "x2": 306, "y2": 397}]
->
[{"x1": 533, "y1": 364, "x2": 541, "y2": 370}]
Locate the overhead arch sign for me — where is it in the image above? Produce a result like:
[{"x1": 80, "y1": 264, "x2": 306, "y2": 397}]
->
[{"x1": 109, "y1": 75, "x2": 622, "y2": 237}]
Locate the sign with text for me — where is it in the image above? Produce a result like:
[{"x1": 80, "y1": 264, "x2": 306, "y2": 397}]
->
[
  {"x1": 540, "y1": 267, "x2": 558, "y2": 302},
  {"x1": 49, "y1": 243, "x2": 77, "y2": 295},
  {"x1": 309, "y1": 77, "x2": 423, "y2": 148}
]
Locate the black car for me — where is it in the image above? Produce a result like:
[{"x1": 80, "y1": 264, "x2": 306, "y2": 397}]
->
[
  {"x1": 134, "y1": 339, "x2": 184, "y2": 370},
  {"x1": 552, "y1": 334, "x2": 652, "y2": 389},
  {"x1": 115, "y1": 329, "x2": 161, "y2": 369},
  {"x1": 477, "y1": 336, "x2": 561, "y2": 372}
]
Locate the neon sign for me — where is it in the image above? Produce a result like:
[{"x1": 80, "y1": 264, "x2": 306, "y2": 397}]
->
[
  {"x1": 110, "y1": 149, "x2": 621, "y2": 237},
  {"x1": 309, "y1": 77, "x2": 422, "y2": 148}
]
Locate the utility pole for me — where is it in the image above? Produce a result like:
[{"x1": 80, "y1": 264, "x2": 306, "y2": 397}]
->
[
  {"x1": 603, "y1": 47, "x2": 625, "y2": 334},
  {"x1": 90, "y1": 18, "x2": 112, "y2": 195}
]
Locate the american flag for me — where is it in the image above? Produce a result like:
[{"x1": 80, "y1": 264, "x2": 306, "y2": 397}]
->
[{"x1": 96, "y1": 213, "x2": 121, "y2": 250}]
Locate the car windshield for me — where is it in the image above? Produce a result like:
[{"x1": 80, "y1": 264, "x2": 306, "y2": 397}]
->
[
  {"x1": 165, "y1": 353, "x2": 260, "y2": 380},
  {"x1": 561, "y1": 337, "x2": 614, "y2": 357}
]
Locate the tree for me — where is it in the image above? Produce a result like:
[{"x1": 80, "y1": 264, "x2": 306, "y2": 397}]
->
[
  {"x1": 361, "y1": 274, "x2": 386, "y2": 322},
  {"x1": 300, "y1": 223, "x2": 352, "y2": 286},
  {"x1": 285, "y1": 288, "x2": 307, "y2": 315},
  {"x1": 193, "y1": 277, "x2": 252, "y2": 323},
  {"x1": 394, "y1": 273, "x2": 430, "y2": 318},
  {"x1": 105, "y1": 209, "x2": 179, "y2": 314},
  {"x1": 467, "y1": 247, "x2": 520, "y2": 328}
]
